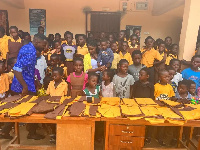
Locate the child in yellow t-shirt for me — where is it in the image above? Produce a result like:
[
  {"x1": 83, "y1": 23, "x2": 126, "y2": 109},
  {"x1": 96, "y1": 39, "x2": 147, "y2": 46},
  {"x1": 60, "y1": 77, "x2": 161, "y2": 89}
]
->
[
  {"x1": 154, "y1": 69, "x2": 175, "y2": 100},
  {"x1": 165, "y1": 44, "x2": 179, "y2": 66},
  {"x1": 119, "y1": 41, "x2": 133, "y2": 65},
  {"x1": 111, "y1": 42, "x2": 120, "y2": 70},
  {"x1": 46, "y1": 67, "x2": 68, "y2": 97}
]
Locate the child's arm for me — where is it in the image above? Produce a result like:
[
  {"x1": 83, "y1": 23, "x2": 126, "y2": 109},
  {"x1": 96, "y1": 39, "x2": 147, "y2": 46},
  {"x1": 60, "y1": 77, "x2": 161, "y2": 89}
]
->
[
  {"x1": 97, "y1": 52, "x2": 102, "y2": 67},
  {"x1": 130, "y1": 85, "x2": 134, "y2": 99},
  {"x1": 67, "y1": 82, "x2": 71, "y2": 96},
  {"x1": 113, "y1": 84, "x2": 116, "y2": 97}
]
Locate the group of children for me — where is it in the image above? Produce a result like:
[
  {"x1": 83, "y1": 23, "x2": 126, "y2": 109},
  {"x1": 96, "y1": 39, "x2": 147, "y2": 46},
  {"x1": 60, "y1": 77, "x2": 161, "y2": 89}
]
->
[{"x1": 0, "y1": 25, "x2": 200, "y2": 145}]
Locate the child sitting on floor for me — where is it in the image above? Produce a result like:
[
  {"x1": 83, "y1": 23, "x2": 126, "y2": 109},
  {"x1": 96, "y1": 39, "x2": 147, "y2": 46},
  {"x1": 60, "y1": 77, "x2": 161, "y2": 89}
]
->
[
  {"x1": 46, "y1": 67, "x2": 68, "y2": 97},
  {"x1": 0, "y1": 61, "x2": 9, "y2": 99},
  {"x1": 67, "y1": 57, "x2": 88, "y2": 98},
  {"x1": 113, "y1": 59, "x2": 135, "y2": 98},
  {"x1": 102, "y1": 69, "x2": 115, "y2": 97},
  {"x1": 128, "y1": 50, "x2": 145, "y2": 81},
  {"x1": 132, "y1": 67, "x2": 154, "y2": 99},
  {"x1": 83, "y1": 72, "x2": 101, "y2": 98}
]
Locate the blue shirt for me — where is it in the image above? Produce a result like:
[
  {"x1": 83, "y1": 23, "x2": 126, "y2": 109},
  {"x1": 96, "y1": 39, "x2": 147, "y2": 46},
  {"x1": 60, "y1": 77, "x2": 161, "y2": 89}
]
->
[
  {"x1": 182, "y1": 68, "x2": 200, "y2": 89},
  {"x1": 97, "y1": 48, "x2": 114, "y2": 67},
  {"x1": 11, "y1": 42, "x2": 36, "y2": 93}
]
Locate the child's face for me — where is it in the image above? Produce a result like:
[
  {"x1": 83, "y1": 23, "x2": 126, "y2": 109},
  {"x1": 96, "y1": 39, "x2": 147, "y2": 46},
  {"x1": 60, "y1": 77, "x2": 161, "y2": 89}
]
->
[
  {"x1": 159, "y1": 71, "x2": 170, "y2": 84},
  {"x1": 171, "y1": 61, "x2": 180, "y2": 72},
  {"x1": 178, "y1": 84, "x2": 188, "y2": 94},
  {"x1": 133, "y1": 54, "x2": 141, "y2": 65},
  {"x1": 189, "y1": 84, "x2": 196, "y2": 95},
  {"x1": 145, "y1": 39, "x2": 154, "y2": 48},
  {"x1": 50, "y1": 57, "x2": 59, "y2": 67},
  {"x1": 192, "y1": 57, "x2": 200, "y2": 70},
  {"x1": 52, "y1": 71, "x2": 62, "y2": 82},
  {"x1": 65, "y1": 34, "x2": 73, "y2": 43},
  {"x1": 171, "y1": 45, "x2": 179, "y2": 55},
  {"x1": 100, "y1": 32, "x2": 106, "y2": 39},
  {"x1": 97, "y1": 42, "x2": 101, "y2": 50},
  {"x1": 111, "y1": 43, "x2": 118, "y2": 53},
  {"x1": 134, "y1": 30, "x2": 140, "y2": 37},
  {"x1": 10, "y1": 29, "x2": 18, "y2": 39},
  {"x1": 165, "y1": 38, "x2": 172, "y2": 46},
  {"x1": 122, "y1": 42, "x2": 128, "y2": 51},
  {"x1": 107, "y1": 41, "x2": 111, "y2": 48},
  {"x1": 131, "y1": 36, "x2": 137, "y2": 45},
  {"x1": 159, "y1": 44, "x2": 165, "y2": 53},
  {"x1": 88, "y1": 76, "x2": 98, "y2": 88},
  {"x1": 78, "y1": 36, "x2": 85, "y2": 46},
  {"x1": 36, "y1": 50, "x2": 41, "y2": 58},
  {"x1": 0, "y1": 64, "x2": 5, "y2": 74},
  {"x1": 119, "y1": 63, "x2": 128, "y2": 74},
  {"x1": 55, "y1": 35, "x2": 61, "y2": 41},
  {"x1": 119, "y1": 32, "x2": 125, "y2": 40},
  {"x1": 168, "y1": 70, "x2": 176, "y2": 80},
  {"x1": 101, "y1": 41, "x2": 108, "y2": 50},
  {"x1": 88, "y1": 46, "x2": 96, "y2": 55},
  {"x1": 108, "y1": 35, "x2": 114, "y2": 42},
  {"x1": 139, "y1": 70, "x2": 149, "y2": 82},
  {"x1": 38, "y1": 28, "x2": 44, "y2": 34},
  {"x1": 102, "y1": 72, "x2": 110, "y2": 82},
  {"x1": 74, "y1": 60, "x2": 83, "y2": 73},
  {"x1": 49, "y1": 35, "x2": 54, "y2": 41},
  {"x1": 55, "y1": 42, "x2": 61, "y2": 50}
]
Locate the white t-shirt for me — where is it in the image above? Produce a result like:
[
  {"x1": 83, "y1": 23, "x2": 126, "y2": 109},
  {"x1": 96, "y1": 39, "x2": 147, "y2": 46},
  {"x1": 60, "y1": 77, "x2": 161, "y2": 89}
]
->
[
  {"x1": 171, "y1": 72, "x2": 183, "y2": 85},
  {"x1": 35, "y1": 55, "x2": 47, "y2": 84}
]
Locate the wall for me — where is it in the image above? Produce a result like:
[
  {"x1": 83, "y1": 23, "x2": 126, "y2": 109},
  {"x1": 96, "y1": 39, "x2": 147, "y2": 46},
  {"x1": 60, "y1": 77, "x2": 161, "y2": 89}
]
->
[{"x1": 0, "y1": 0, "x2": 183, "y2": 45}]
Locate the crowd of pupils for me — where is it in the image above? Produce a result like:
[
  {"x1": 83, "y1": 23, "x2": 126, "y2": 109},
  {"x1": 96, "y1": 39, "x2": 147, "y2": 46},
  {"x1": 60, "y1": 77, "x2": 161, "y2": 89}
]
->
[{"x1": 0, "y1": 25, "x2": 200, "y2": 145}]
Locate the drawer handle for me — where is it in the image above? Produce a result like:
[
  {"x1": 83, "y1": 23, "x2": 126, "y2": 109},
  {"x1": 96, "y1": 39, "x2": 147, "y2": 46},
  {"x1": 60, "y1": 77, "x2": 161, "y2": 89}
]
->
[
  {"x1": 120, "y1": 140, "x2": 133, "y2": 144},
  {"x1": 122, "y1": 130, "x2": 134, "y2": 134}
]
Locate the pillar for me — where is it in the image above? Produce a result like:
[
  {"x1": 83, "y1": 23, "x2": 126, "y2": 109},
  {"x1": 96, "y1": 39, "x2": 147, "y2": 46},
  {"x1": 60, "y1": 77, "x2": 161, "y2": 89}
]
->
[{"x1": 179, "y1": 0, "x2": 200, "y2": 60}]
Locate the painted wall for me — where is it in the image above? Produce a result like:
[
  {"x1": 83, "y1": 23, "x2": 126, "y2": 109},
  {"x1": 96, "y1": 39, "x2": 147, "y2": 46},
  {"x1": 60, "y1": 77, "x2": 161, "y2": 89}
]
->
[{"x1": 0, "y1": 0, "x2": 183, "y2": 45}]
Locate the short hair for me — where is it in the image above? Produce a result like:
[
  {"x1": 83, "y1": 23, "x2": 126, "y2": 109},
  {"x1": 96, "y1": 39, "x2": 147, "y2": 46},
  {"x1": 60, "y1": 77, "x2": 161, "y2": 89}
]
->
[
  {"x1": 122, "y1": 41, "x2": 128, "y2": 45},
  {"x1": 50, "y1": 53, "x2": 59, "y2": 60},
  {"x1": 55, "y1": 33, "x2": 61, "y2": 37},
  {"x1": 130, "y1": 34, "x2": 138, "y2": 40},
  {"x1": 100, "y1": 38, "x2": 108, "y2": 43},
  {"x1": 87, "y1": 40, "x2": 97, "y2": 47},
  {"x1": 187, "y1": 80, "x2": 196, "y2": 88},
  {"x1": 191, "y1": 55, "x2": 200, "y2": 62},
  {"x1": 158, "y1": 69, "x2": 168, "y2": 77},
  {"x1": 18, "y1": 30, "x2": 23, "y2": 33},
  {"x1": 23, "y1": 32, "x2": 30, "y2": 37},
  {"x1": 78, "y1": 34, "x2": 86, "y2": 40},
  {"x1": 73, "y1": 57, "x2": 83, "y2": 64},
  {"x1": 171, "y1": 44, "x2": 179, "y2": 49},
  {"x1": 38, "y1": 26, "x2": 44, "y2": 30},
  {"x1": 165, "y1": 36, "x2": 172, "y2": 41},
  {"x1": 103, "y1": 69, "x2": 114, "y2": 81},
  {"x1": 140, "y1": 67, "x2": 150, "y2": 75},
  {"x1": 166, "y1": 66, "x2": 175, "y2": 72},
  {"x1": 110, "y1": 41, "x2": 118, "y2": 46},
  {"x1": 52, "y1": 67, "x2": 64, "y2": 76},
  {"x1": 132, "y1": 50, "x2": 142, "y2": 58},
  {"x1": 9, "y1": 26, "x2": 18, "y2": 31},
  {"x1": 34, "y1": 33, "x2": 47, "y2": 41},
  {"x1": 158, "y1": 41, "x2": 165, "y2": 46},
  {"x1": 119, "y1": 59, "x2": 129, "y2": 65},
  {"x1": 7, "y1": 57, "x2": 17, "y2": 66},
  {"x1": 133, "y1": 28, "x2": 140, "y2": 33},
  {"x1": 0, "y1": 26, "x2": 5, "y2": 35},
  {"x1": 169, "y1": 59, "x2": 180, "y2": 66},
  {"x1": 48, "y1": 34, "x2": 54, "y2": 38},
  {"x1": 119, "y1": 30, "x2": 126, "y2": 34},
  {"x1": 145, "y1": 36, "x2": 154, "y2": 44},
  {"x1": 64, "y1": 31, "x2": 73, "y2": 38},
  {"x1": 178, "y1": 80, "x2": 189, "y2": 88},
  {"x1": 88, "y1": 72, "x2": 99, "y2": 80}
]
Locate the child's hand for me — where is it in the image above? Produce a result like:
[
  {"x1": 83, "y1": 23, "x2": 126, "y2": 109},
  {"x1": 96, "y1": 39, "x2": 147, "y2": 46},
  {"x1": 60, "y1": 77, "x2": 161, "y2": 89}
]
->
[{"x1": 101, "y1": 66, "x2": 106, "y2": 72}]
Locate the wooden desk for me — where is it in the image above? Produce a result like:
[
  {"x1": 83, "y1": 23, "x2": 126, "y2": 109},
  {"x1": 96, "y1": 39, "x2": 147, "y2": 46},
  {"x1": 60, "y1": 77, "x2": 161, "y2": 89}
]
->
[{"x1": 0, "y1": 114, "x2": 100, "y2": 150}]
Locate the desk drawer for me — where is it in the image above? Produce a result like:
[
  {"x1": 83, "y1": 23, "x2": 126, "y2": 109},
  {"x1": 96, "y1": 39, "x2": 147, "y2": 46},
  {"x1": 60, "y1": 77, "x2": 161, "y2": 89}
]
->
[
  {"x1": 109, "y1": 124, "x2": 145, "y2": 137},
  {"x1": 109, "y1": 135, "x2": 144, "y2": 147},
  {"x1": 109, "y1": 145, "x2": 142, "y2": 150}
]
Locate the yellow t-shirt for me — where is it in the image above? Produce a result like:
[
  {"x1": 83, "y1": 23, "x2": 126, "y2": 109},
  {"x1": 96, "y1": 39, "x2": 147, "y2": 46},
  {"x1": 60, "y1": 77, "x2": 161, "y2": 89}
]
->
[
  {"x1": 141, "y1": 48, "x2": 163, "y2": 68},
  {"x1": 0, "y1": 73, "x2": 10, "y2": 94},
  {"x1": 0, "y1": 35, "x2": 10, "y2": 59},
  {"x1": 119, "y1": 51, "x2": 133, "y2": 65},
  {"x1": 154, "y1": 83, "x2": 175, "y2": 100},
  {"x1": 77, "y1": 44, "x2": 88, "y2": 55},
  {"x1": 111, "y1": 53, "x2": 120, "y2": 69},
  {"x1": 165, "y1": 54, "x2": 178, "y2": 65},
  {"x1": 46, "y1": 80, "x2": 68, "y2": 96}
]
